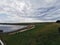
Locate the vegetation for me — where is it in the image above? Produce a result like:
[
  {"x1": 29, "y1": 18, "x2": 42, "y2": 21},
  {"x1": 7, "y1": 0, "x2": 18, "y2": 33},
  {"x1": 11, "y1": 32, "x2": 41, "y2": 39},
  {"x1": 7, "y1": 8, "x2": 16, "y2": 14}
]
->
[{"x1": 0, "y1": 23, "x2": 60, "y2": 45}]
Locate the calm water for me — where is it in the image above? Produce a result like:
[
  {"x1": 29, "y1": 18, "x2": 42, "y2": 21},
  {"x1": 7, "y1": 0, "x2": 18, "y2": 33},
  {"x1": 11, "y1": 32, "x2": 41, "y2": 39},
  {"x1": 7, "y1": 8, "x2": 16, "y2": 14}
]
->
[{"x1": 0, "y1": 25, "x2": 28, "y2": 33}]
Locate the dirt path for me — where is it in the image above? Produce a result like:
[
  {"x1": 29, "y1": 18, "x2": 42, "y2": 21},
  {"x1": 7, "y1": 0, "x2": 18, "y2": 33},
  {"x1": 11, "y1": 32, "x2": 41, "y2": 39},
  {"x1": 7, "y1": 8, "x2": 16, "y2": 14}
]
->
[
  {"x1": 19, "y1": 25, "x2": 35, "y2": 32},
  {"x1": 9, "y1": 25, "x2": 35, "y2": 35}
]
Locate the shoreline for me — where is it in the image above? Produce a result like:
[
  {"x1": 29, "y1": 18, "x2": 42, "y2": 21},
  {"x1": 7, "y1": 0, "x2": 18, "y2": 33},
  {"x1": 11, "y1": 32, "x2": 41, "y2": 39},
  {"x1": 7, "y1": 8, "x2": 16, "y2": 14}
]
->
[{"x1": 8, "y1": 25, "x2": 35, "y2": 35}]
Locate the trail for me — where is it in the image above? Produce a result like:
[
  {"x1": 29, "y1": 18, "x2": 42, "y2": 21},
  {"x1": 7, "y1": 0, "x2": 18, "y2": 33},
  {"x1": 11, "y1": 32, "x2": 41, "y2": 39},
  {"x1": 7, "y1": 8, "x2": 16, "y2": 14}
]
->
[{"x1": 9, "y1": 25, "x2": 35, "y2": 35}]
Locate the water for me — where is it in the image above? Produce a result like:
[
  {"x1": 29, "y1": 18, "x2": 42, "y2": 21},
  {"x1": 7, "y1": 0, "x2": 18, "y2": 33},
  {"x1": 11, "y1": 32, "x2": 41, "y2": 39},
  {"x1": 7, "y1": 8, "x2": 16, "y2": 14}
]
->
[{"x1": 0, "y1": 25, "x2": 28, "y2": 33}]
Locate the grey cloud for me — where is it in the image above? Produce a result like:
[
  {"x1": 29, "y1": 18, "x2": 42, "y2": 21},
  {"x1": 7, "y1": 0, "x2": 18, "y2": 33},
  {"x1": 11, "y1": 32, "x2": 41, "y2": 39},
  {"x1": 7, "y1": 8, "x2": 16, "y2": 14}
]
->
[{"x1": 0, "y1": 0, "x2": 60, "y2": 23}]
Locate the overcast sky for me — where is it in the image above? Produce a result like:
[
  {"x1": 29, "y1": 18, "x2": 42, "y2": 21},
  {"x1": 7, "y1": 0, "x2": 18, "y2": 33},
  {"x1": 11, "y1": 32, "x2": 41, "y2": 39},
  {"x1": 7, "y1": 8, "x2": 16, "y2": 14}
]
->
[{"x1": 0, "y1": 0, "x2": 60, "y2": 23}]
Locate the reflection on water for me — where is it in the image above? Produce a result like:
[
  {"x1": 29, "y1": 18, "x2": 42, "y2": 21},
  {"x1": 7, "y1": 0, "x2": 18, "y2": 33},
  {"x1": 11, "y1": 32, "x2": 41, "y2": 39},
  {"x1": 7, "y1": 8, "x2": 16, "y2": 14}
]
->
[{"x1": 0, "y1": 25, "x2": 27, "y2": 33}]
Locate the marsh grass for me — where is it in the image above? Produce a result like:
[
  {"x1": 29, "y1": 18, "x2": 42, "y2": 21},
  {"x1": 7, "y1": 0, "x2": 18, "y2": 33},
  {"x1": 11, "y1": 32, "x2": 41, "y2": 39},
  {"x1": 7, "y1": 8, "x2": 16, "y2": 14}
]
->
[{"x1": 1, "y1": 23, "x2": 60, "y2": 45}]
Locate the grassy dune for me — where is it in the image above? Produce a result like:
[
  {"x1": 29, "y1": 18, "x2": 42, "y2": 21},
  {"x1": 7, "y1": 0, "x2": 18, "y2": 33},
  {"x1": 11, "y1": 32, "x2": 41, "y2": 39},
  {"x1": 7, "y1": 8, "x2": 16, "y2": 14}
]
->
[{"x1": 1, "y1": 23, "x2": 60, "y2": 45}]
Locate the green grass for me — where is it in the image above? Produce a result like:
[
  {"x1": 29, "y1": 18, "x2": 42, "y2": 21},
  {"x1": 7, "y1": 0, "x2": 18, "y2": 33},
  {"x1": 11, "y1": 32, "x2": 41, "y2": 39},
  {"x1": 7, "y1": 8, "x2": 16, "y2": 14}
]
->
[{"x1": 1, "y1": 23, "x2": 60, "y2": 45}]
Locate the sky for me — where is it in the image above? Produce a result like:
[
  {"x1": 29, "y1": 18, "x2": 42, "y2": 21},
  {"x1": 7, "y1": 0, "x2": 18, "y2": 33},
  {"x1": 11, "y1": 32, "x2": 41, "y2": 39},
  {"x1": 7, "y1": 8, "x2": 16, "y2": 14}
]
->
[{"x1": 0, "y1": 0, "x2": 60, "y2": 23}]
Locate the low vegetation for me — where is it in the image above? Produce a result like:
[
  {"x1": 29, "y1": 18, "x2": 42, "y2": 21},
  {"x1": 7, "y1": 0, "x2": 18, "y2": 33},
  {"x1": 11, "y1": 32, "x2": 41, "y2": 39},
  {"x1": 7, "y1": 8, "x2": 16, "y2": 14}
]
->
[{"x1": 0, "y1": 23, "x2": 60, "y2": 45}]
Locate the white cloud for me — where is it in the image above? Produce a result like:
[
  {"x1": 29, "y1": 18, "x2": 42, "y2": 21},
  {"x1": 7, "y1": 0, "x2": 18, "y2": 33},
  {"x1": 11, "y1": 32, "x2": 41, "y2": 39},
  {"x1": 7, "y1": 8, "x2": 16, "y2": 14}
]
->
[{"x1": 0, "y1": 0, "x2": 59, "y2": 23}]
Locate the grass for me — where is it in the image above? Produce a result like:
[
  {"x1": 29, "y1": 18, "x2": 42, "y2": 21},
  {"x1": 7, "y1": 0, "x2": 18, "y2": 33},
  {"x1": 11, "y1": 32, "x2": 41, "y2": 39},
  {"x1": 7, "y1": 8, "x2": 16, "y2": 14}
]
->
[{"x1": 0, "y1": 23, "x2": 60, "y2": 45}]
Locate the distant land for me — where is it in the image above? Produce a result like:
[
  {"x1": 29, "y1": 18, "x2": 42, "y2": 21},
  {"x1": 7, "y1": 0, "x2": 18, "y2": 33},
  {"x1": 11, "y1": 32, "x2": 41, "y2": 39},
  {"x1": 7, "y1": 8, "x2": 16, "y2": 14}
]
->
[{"x1": 0, "y1": 22, "x2": 56, "y2": 25}]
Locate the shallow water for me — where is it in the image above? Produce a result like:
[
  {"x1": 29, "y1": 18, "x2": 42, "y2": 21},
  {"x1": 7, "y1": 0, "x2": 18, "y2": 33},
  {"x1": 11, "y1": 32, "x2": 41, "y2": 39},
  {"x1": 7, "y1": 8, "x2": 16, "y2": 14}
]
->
[{"x1": 0, "y1": 25, "x2": 27, "y2": 33}]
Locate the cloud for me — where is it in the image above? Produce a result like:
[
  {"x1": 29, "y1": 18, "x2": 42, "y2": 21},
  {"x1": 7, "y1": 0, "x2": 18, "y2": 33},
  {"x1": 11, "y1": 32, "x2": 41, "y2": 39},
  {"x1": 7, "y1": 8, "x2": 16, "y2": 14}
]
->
[{"x1": 0, "y1": 0, "x2": 59, "y2": 23}]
